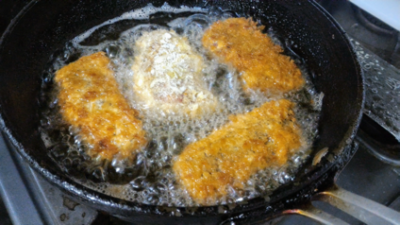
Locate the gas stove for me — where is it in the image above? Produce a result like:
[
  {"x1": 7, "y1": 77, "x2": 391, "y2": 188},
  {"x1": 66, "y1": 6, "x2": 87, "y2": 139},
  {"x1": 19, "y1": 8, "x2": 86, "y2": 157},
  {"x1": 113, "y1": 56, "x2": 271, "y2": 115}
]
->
[{"x1": 1, "y1": 1, "x2": 400, "y2": 224}]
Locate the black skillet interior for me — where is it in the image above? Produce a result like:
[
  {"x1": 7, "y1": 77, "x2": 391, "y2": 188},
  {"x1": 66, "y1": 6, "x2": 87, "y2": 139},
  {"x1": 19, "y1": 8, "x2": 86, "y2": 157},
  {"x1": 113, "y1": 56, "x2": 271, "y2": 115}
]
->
[{"x1": 0, "y1": 0, "x2": 363, "y2": 224}]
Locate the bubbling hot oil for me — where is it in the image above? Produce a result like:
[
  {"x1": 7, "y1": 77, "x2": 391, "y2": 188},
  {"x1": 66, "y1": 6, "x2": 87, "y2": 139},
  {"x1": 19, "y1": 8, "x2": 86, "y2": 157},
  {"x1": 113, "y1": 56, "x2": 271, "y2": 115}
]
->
[{"x1": 39, "y1": 3, "x2": 323, "y2": 207}]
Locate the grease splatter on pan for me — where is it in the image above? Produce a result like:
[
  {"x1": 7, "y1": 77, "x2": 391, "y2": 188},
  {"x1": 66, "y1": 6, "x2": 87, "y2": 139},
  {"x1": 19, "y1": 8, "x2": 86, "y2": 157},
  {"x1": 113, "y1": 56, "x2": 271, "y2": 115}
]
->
[{"x1": 39, "y1": 3, "x2": 323, "y2": 207}]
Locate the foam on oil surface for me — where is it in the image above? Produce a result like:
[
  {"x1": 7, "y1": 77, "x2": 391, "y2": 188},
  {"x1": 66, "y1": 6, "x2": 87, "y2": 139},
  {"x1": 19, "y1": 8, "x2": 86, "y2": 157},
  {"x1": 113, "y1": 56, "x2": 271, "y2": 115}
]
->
[{"x1": 39, "y1": 3, "x2": 323, "y2": 207}]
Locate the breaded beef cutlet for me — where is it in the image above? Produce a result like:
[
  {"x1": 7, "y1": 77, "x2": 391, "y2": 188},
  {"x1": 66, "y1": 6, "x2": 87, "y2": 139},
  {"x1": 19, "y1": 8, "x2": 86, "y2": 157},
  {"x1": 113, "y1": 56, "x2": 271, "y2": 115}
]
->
[
  {"x1": 173, "y1": 99, "x2": 305, "y2": 204},
  {"x1": 132, "y1": 30, "x2": 218, "y2": 119},
  {"x1": 202, "y1": 18, "x2": 304, "y2": 94},
  {"x1": 55, "y1": 52, "x2": 147, "y2": 161}
]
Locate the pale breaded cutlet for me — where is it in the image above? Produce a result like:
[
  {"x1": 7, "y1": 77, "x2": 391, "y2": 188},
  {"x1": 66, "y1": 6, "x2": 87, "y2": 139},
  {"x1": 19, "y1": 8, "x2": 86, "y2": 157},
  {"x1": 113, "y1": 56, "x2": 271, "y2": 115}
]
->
[
  {"x1": 132, "y1": 30, "x2": 219, "y2": 119},
  {"x1": 173, "y1": 99, "x2": 305, "y2": 205},
  {"x1": 202, "y1": 18, "x2": 305, "y2": 94},
  {"x1": 55, "y1": 52, "x2": 147, "y2": 161}
]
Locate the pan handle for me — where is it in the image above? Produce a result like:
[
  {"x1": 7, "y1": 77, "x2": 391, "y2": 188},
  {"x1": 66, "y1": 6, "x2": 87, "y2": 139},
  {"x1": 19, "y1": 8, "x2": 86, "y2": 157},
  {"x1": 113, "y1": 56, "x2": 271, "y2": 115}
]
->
[
  {"x1": 313, "y1": 185, "x2": 400, "y2": 225},
  {"x1": 281, "y1": 203, "x2": 349, "y2": 225},
  {"x1": 220, "y1": 186, "x2": 400, "y2": 225},
  {"x1": 219, "y1": 203, "x2": 350, "y2": 225}
]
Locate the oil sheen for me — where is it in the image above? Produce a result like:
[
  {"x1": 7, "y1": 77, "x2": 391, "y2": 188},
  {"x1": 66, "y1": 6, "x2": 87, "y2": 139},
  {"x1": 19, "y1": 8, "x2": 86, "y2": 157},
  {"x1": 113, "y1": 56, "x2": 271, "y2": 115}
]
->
[{"x1": 39, "y1": 3, "x2": 323, "y2": 207}]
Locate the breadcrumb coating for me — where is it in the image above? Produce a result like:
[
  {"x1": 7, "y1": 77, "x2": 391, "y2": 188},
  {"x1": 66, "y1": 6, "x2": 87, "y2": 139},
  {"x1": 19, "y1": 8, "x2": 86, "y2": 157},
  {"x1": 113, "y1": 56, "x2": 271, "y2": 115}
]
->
[
  {"x1": 132, "y1": 30, "x2": 219, "y2": 118},
  {"x1": 55, "y1": 52, "x2": 147, "y2": 161},
  {"x1": 202, "y1": 18, "x2": 304, "y2": 94},
  {"x1": 173, "y1": 99, "x2": 304, "y2": 205}
]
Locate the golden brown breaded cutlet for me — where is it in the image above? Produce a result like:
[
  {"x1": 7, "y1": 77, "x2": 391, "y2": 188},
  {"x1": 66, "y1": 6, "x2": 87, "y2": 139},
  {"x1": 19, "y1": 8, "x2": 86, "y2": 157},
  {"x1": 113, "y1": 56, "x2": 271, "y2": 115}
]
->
[
  {"x1": 55, "y1": 52, "x2": 147, "y2": 161},
  {"x1": 173, "y1": 99, "x2": 304, "y2": 205},
  {"x1": 202, "y1": 18, "x2": 305, "y2": 94}
]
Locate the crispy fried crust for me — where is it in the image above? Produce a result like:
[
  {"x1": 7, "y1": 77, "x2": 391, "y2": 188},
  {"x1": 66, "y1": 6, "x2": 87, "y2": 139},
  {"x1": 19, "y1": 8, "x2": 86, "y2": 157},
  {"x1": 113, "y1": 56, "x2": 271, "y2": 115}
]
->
[
  {"x1": 173, "y1": 99, "x2": 303, "y2": 204},
  {"x1": 202, "y1": 18, "x2": 305, "y2": 94},
  {"x1": 55, "y1": 52, "x2": 147, "y2": 161}
]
